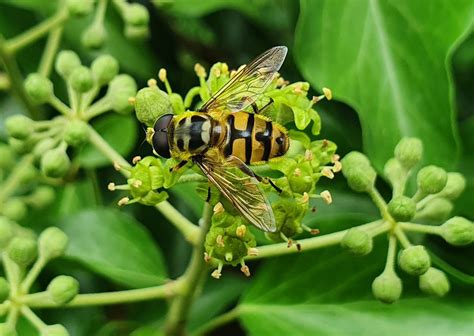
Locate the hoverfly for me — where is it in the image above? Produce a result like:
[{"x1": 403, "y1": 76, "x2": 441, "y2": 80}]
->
[{"x1": 148, "y1": 46, "x2": 289, "y2": 232}]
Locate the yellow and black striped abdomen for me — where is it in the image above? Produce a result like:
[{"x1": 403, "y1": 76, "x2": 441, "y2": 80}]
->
[{"x1": 223, "y1": 112, "x2": 289, "y2": 164}]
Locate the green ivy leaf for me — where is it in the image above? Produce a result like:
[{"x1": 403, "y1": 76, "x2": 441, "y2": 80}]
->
[
  {"x1": 295, "y1": 0, "x2": 474, "y2": 170},
  {"x1": 59, "y1": 208, "x2": 167, "y2": 288},
  {"x1": 240, "y1": 246, "x2": 474, "y2": 335},
  {"x1": 77, "y1": 114, "x2": 138, "y2": 168}
]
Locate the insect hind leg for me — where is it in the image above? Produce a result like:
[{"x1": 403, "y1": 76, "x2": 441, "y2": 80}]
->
[
  {"x1": 251, "y1": 97, "x2": 274, "y2": 114},
  {"x1": 228, "y1": 156, "x2": 282, "y2": 194}
]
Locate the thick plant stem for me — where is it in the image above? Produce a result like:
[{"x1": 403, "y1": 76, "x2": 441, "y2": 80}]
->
[
  {"x1": 248, "y1": 220, "x2": 389, "y2": 260},
  {"x1": 193, "y1": 307, "x2": 240, "y2": 336},
  {"x1": 163, "y1": 202, "x2": 213, "y2": 336},
  {"x1": 25, "y1": 279, "x2": 182, "y2": 308}
]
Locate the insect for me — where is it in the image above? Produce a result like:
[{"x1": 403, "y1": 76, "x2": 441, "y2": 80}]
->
[{"x1": 149, "y1": 46, "x2": 289, "y2": 232}]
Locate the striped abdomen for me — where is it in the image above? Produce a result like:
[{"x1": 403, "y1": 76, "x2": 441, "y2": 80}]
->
[{"x1": 223, "y1": 112, "x2": 289, "y2": 164}]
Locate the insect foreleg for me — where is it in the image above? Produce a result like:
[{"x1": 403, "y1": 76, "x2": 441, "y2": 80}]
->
[{"x1": 169, "y1": 160, "x2": 188, "y2": 173}]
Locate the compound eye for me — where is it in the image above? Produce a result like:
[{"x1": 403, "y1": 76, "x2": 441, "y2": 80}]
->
[{"x1": 152, "y1": 114, "x2": 173, "y2": 158}]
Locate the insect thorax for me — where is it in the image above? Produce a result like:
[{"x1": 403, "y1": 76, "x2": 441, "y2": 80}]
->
[{"x1": 170, "y1": 113, "x2": 214, "y2": 157}]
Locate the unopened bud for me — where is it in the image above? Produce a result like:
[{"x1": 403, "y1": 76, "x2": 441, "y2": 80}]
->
[
  {"x1": 440, "y1": 217, "x2": 474, "y2": 246},
  {"x1": 415, "y1": 197, "x2": 453, "y2": 222},
  {"x1": 2, "y1": 198, "x2": 27, "y2": 221},
  {"x1": 384, "y1": 158, "x2": 405, "y2": 186},
  {"x1": 24, "y1": 73, "x2": 53, "y2": 104},
  {"x1": 0, "y1": 277, "x2": 10, "y2": 303},
  {"x1": 398, "y1": 245, "x2": 430, "y2": 276},
  {"x1": 440, "y1": 172, "x2": 466, "y2": 200},
  {"x1": 66, "y1": 0, "x2": 94, "y2": 17},
  {"x1": 69, "y1": 66, "x2": 93, "y2": 93},
  {"x1": 39, "y1": 227, "x2": 68, "y2": 261},
  {"x1": 6, "y1": 115, "x2": 34, "y2": 140},
  {"x1": 124, "y1": 3, "x2": 150, "y2": 26},
  {"x1": 107, "y1": 74, "x2": 137, "y2": 114},
  {"x1": 0, "y1": 144, "x2": 14, "y2": 169},
  {"x1": 372, "y1": 270, "x2": 402, "y2": 304},
  {"x1": 387, "y1": 196, "x2": 416, "y2": 222},
  {"x1": 41, "y1": 147, "x2": 71, "y2": 178},
  {"x1": 7, "y1": 237, "x2": 38, "y2": 267},
  {"x1": 47, "y1": 275, "x2": 79, "y2": 305},
  {"x1": 0, "y1": 217, "x2": 15, "y2": 249},
  {"x1": 29, "y1": 186, "x2": 56, "y2": 209},
  {"x1": 342, "y1": 165, "x2": 376, "y2": 193},
  {"x1": 55, "y1": 50, "x2": 81, "y2": 79},
  {"x1": 417, "y1": 165, "x2": 447, "y2": 195},
  {"x1": 81, "y1": 24, "x2": 106, "y2": 49},
  {"x1": 91, "y1": 55, "x2": 119, "y2": 85},
  {"x1": 394, "y1": 137, "x2": 423, "y2": 170},
  {"x1": 63, "y1": 120, "x2": 89, "y2": 147},
  {"x1": 419, "y1": 267, "x2": 450, "y2": 297},
  {"x1": 341, "y1": 228, "x2": 373, "y2": 255}
]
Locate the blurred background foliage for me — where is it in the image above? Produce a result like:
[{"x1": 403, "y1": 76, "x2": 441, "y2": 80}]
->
[{"x1": 0, "y1": 0, "x2": 473, "y2": 335}]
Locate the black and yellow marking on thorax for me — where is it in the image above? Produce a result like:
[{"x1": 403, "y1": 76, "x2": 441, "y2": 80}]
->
[{"x1": 172, "y1": 113, "x2": 212, "y2": 155}]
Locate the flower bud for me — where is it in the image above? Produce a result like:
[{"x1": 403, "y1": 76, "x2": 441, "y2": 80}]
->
[
  {"x1": 419, "y1": 267, "x2": 450, "y2": 297},
  {"x1": 440, "y1": 217, "x2": 474, "y2": 246},
  {"x1": 18, "y1": 162, "x2": 38, "y2": 185},
  {"x1": 0, "y1": 144, "x2": 14, "y2": 169},
  {"x1": 7, "y1": 237, "x2": 37, "y2": 267},
  {"x1": 41, "y1": 147, "x2": 71, "y2": 178},
  {"x1": 2, "y1": 198, "x2": 27, "y2": 222},
  {"x1": 66, "y1": 0, "x2": 94, "y2": 17},
  {"x1": 0, "y1": 217, "x2": 15, "y2": 249},
  {"x1": 41, "y1": 324, "x2": 70, "y2": 336},
  {"x1": 342, "y1": 166, "x2": 376, "y2": 193},
  {"x1": 135, "y1": 87, "x2": 171, "y2": 127},
  {"x1": 398, "y1": 245, "x2": 430, "y2": 276},
  {"x1": 0, "y1": 324, "x2": 16, "y2": 336},
  {"x1": 341, "y1": 228, "x2": 373, "y2": 255},
  {"x1": 47, "y1": 275, "x2": 79, "y2": 305},
  {"x1": 8, "y1": 137, "x2": 32, "y2": 154},
  {"x1": 63, "y1": 120, "x2": 89, "y2": 147},
  {"x1": 124, "y1": 25, "x2": 149, "y2": 40},
  {"x1": 417, "y1": 165, "x2": 447, "y2": 195},
  {"x1": 440, "y1": 172, "x2": 466, "y2": 200},
  {"x1": 394, "y1": 137, "x2": 422, "y2": 170},
  {"x1": 372, "y1": 270, "x2": 402, "y2": 303},
  {"x1": 69, "y1": 66, "x2": 93, "y2": 93},
  {"x1": 387, "y1": 196, "x2": 416, "y2": 222},
  {"x1": 383, "y1": 158, "x2": 405, "y2": 185},
  {"x1": 29, "y1": 186, "x2": 56, "y2": 208},
  {"x1": 55, "y1": 50, "x2": 81, "y2": 79},
  {"x1": 415, "y1": 197, "x2": 452, "y2": 222},
  {"x1": 5, "y1": 115, "x2": 34, "y2": 140},
  {"x1": 24, "y1": 73, "x2": 53, "y2": 104},
  {"x1": 39, "y1": 227, "x2": 68, "y2": 261},
  {"x1": 341, "y1": 151, "x2": 371, "y2": 168},
  {"x1": 33, "y1": 138, "x2": 58, "y2": 161},
  {"x1": 91, "y1": 55, "x2": 119, "y2": 85},
  {"x1": 81, "y1": 24, "x2": 106, "y2": 49},
  {"x1": 170, "y1": 93, "x2": 185, "y2": 114},
  {"x1": 106, "y1": 74, "x2": 137, "y2": 114},
  {"x1": 0, "y1": 277, "x2": 10, "y2": 303},
  {"x1": 124, "y1": 4, "x2": 149, "y2": 26}
]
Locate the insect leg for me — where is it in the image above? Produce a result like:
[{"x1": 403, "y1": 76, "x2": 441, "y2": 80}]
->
[
  {"x1": 169, "y1": 160, "x2": 188, "y2": 172},
  {"x1": 206, "y1": 185, "x2": 212, "y2": 203},
  {"x1": 251, "y1": 97, "x2": 274, "y2": 114}
]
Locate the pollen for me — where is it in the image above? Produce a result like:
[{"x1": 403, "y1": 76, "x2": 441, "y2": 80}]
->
[
  {"x1": 305, "y1": 149, "x2": 313, "y2": 161},
  {"x1": 128, "y1": 96, "x2": 136, "y2": 106},
  {"x1": 132, "y1": 156, "x2": 142, "y2": 164},
  {"x1": 213, "y1": 202, "x2": 224, "y2": 214},
  {"x1": 240, "y1": 264, "x2": 251, "y2": 277},
  {"x1": 293, "y1": 83, "x2": 303, "y2": 94},
  {"x1": 247, "y1": 247, "x2": 259, "y2": 256},
  {"x1": 331, "y1": 154, "x2": 341, "y2": 163},
  {"x1": 320, "y1": 190, "x2": 333, "y2": 204},
  {"x1": 108, "y1": 182, "x2": 116, "y2": 191},
  {"x1": 236, "y1": 225, "x2": 247, "y2": 238},
  {"x1": 323, "y1": 87, "x2": 333, "y2": 100},
  {"x1": 194, "y1": 63, "x2": 206, "y2": 78},
  {"x1": 216, "y1": 234, "x2": 225, "y2": 247},
  {"x1": 332, "y1": 160, "x2": 342, "y2": 173},
  {"x1": 294, "y1": 168, "x2": 302, "y2": 177},
  {"x1": 204, "y1": 252, "x2": 211, "y2": 263},
  {"x1": 131, "y1": 179, "x2": 142, "y2": 188},
  {"x1": 158, "y1": 68, "x2": 167, "y2": 82},
  {"x1": 301, "y1": 192, "x2": 310, "y2": 204},
  {"x1": 113, "y1": 162, "x2": 121, "y2": 171},
  {"x1": 118, "y1": 197, "x2": 130, "y2": 206},
  {"x1": 321, "y1": 167, "x2": 335, "y2": 179},
  {"x1": 147, "y1": 78, "x2": 157, "y2": 87},
  {"x1": 211, "y1": 269, "x2": 221, "y2": 279}
]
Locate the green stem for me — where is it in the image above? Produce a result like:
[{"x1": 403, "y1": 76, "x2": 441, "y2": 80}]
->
[
  {"x1": 21, "y1": 256, "x2": 47, "y2": 294},
  {"x1": 163, "y1": 202, "x2": 213, "y2": 336},
  {"x1": 2, "y1": 254, "x2": 21, "y2": 297},
  {"x1": 399, "y1": 222, "x2": 442, "y2": 235},
  {"x1": 83, "y1": 97, "x2": 112, "y2": 120},
  {"x1": 6, "y1": 305, "x2": 20, "y2": 328},
  {"x1": 0, "y1": 154, "x2": 34, "y2": 205},
  {"x1": 248, "y1": 220, "x2": 390, "y2": 260},
  {"x1": 184, "y1": 86, "x2": 201, "y2": 109},
  {"x1": 193, "y1": 307, "x2": 240, "y2": 336},
  {"x1": 24, "y1": 279, "x2": 182, "y2": 308},
  {"x1": 38, "y1": 23, "x2": 63, "y2": 77},
  {"x1": 384, "y1": 233, "x2": 397, "y2": 272},
  {"x1": 412, "y1": 189, "x2": 426, "y2": 203},
  {"x1": 0, "y1": 72, "x2": 9, "y2": 90},
  {"x1": 177, "y1": 173, "x2": 207, "y2": 184},
  {"x1": 48, "y1": 95, "x2": 72, "y2": 116},
  {"x1": 6, "y1": 9, "x2": 69, "y2": 54},
  {"x1": 87, "y1": 124, "x2": 130, "y2": 168},
  {"x1": 368, "y1": 187, "x2": 389, "y2": 219},
  {"x1": 0, "y1": 33, "x2": 38, "y2": 118},
  {"x1": 21, "y1": 306, "x2": 47, "y2": 331},
  {"x1": 394, "y1": 227, "x2": 412, "y2": 248}
]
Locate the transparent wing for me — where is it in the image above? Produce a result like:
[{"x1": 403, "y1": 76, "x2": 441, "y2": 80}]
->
[
  {"x1": 194, "y1": 156, "x2": 276, "y2": 232},
  {"x1": 199, "y1": 46, "x2": 287, "y2": 113}
]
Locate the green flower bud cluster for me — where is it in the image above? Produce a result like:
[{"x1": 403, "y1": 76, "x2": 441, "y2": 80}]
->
[
  {"x1": 265, "y1": 197, "x2": 308, "y2": 244},
  {"x1": 108, "y1": 156, "x2": 186, "y2": 207},
  {"x1": 339, "y1": 138, "x2": 473, "y2": 303},
  {"x1": 204, "y1": 207, "x2": 257, "y2": 279},
  {"x1": 0, "y1": 223, "x2": 74, "y2": 334}
]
